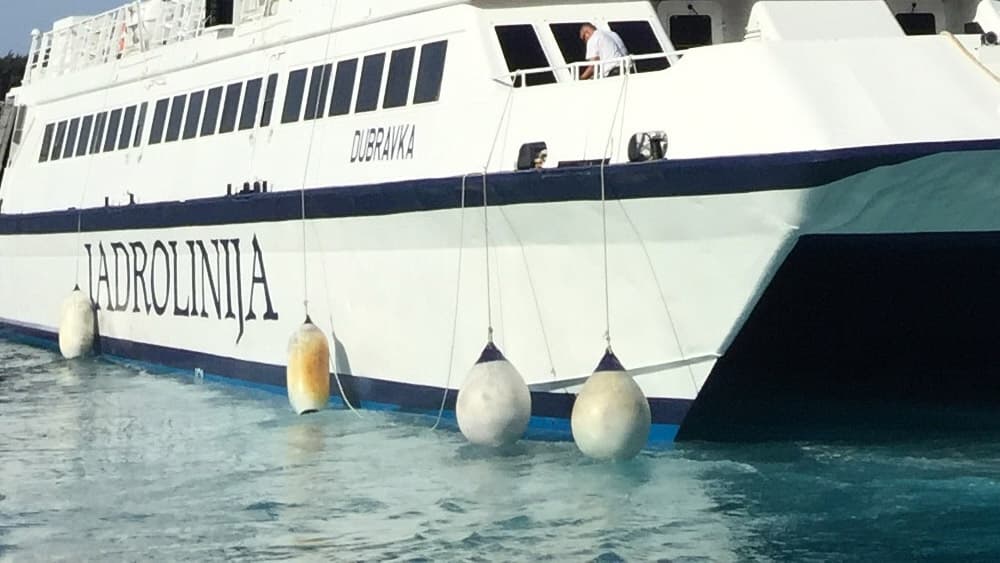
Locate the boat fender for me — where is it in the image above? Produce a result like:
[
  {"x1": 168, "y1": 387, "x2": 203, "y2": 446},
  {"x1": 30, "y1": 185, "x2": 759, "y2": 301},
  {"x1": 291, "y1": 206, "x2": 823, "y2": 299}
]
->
[
  {"x1": 58, "y1": 286, "x2": 96, "y2": 359},
  {"x1": 286, "y1": 317, "x2": 331, "y2": 415},
  {"x1": 571, "y1": 349, "x2": 651, "y2": 460},
  {"x1": 456, "y1": 342, "x2": 531, "y2": 446}
]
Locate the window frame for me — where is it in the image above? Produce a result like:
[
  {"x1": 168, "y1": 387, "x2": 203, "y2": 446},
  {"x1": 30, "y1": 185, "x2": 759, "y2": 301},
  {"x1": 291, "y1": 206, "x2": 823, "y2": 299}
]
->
[
  {"x1": 355, "y1": 52, "x2": 387, "y2": 113},
  {"x1": 413, "y1": 40, "x2": 448, "y2": 104},
  {"x1": 329, "y1": 58, "x2": 359, "y2": 117},
  {"x1": 148, "y1": 99, "x2": 169, "y2": 145}
]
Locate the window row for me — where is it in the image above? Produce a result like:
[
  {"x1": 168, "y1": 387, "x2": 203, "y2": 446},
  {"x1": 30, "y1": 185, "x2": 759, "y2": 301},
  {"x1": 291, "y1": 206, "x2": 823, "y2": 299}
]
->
[
  {"x1": 37, "y1": 40, "x2": 449, "y2": 164},
  {"x1": 280, "y1": 40, "x2": 448, "y2": 124}
]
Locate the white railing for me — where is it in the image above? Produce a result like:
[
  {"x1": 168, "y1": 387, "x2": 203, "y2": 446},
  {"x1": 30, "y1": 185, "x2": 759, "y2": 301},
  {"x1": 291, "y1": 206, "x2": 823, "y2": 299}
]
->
[
  {"x1": 493, "y1": 52, "x2": 681, "y2": 87},
  {"x1": 22, "y1": 0, "x2": 282, "y2": 84}
]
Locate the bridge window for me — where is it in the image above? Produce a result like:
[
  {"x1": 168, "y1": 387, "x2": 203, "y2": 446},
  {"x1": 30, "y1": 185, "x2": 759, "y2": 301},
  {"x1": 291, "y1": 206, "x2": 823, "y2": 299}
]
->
[
  {"x1": 133, "y1": 103, "x2": 147, "y2": 147},
  {"x1": 165, "y1": 95, "x2": 186, "y2": 142},
  {"x1": 414, "y1": 41, "x2": 447, "y2": 104},
  {"x1": 282, "y1": 69, "x2": 308, "y2": 123},
  {"x1": 356, "y1": 53, "x2": 386, "y2": 113},
  {"x1": 384, "y1": 47, "x2": 415, "y2": 109},
  {"x1": 495, "y1": 25, "x2": 556, "y2": 87},
  {"x1": 104, "y1": 108, "x2": 122, "y2": 152},
  {"x1": 896, "y1": 13, "x2": 936, "y2": 35},
  {"x1": 119, "y1": 105, "x2": 136, "y2": 149},
  {"x1": 184, "y1": 91, "x2": 204, "y2": 140},
  {"x1": 330, "y1": 58, "x2": 358, "y2": 116},
  {"x1": 610, "y1": 21, "x2": 668, "y2": 72},
  {"x1": 240, "y1": 78, "x2": 263, "y2": 130},
  {"x1": 260, "y1": 73, "x2": 278, "y2": 126},
  {"x1": 149, "y1": 99, "x2": 169, "y2": 144},
  {"x1": 77, "y1": 115, "x2": 93, "y2": 156},
  {"x1": 669, "y1": 15, "x2": 712, "y2": 50},
  {"x1": 304, "y1": 65, "x2": 332, "y2": 120},
  {"x1": 12, "y1": 106, "x2": 25, "y2": 145},
  {"x1": 549, "y1": 22, "x2": 588, "y2": 65},
  {"x1": 201, "y1": 87, "x2": 223, "y2": 136},
  {"x1": 63, "y1": 118, "x2": 80, "y2": 159},
  {"x1": 90, "y1": 112, "x2": 107, "y2": 153},
  {"x1": 50, "y1": 121, "x2": 67, "y2": 161},
  {"x1": 39, "y1": 123, "x2": 54, "y2": 162},
  {"x1": 219, "y1": 82, "x2": 242, "y2": 133}
]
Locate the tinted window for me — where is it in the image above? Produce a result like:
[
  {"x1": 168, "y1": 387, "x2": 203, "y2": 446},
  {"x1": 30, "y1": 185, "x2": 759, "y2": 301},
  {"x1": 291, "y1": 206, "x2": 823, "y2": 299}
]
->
[
  {"x1": 149, "y1": 98, "x2": 169, "y2": 144},
  {"x1": 414, "y1": 41, "x2": 448, "y2": 104},
  {"x1": 667, "y1": 15, "x2": 712, "y2": 50},
  {"x1": 260, "y1": 73, "x2": 278, "y2": 127},
  {"x1": 356, "y1": 53, "x2": 386, "y2": 112},
  {"x1": 63, "y1": 118, "x2": 80, "y2": 159},
  {"x1": 329, "y1": 58, "x2": 358, "y2": 116},
  {"x1": 77, "y1": 115, "x2": 93, "y2": 156},
  {"x1": 282, "y1": 69, "x2": 308, "y2": 123},
  {"x1": 133, "y1": 103, "x2": 147, "y2": 147},
  {"x1": 896, "y1": 13, "x2": 936, "y2": 35},
  {"x1": 39, "y1": 123, "x2": 54, "y2": 162},
  {"x1": 383, "y1": 47, "x2": 415, "y2": 109},
  {"x1": 201, "y1": 86, "x2": 223, "y2": 136},
  {"x1": 12, "y1": 106, "x2": 25, "y2": 144},
  {"x1": 90, "y1": 112, "x2": 107, "y2": 154},
  {"x1": 119, "y1": 105, "x2": 136, "y2": 149},
  {"x1": 610, "y1": 21, "x2": 667, "y2": 72},
  {"x1": 184, "y1": 91, "x2": 204, "y2": 139},
  {"x1": 240, "y1": 78, "x2": 262, "y2": 130},
  {"x1": 549, "y1": 23, "x2": 588, "y2": 64},
  {"x1": 304, "y1": 64, "x2": 332, "y2": 121},
  {"x1": 51, "y1": 121, "x2": 67, "y2": 161},
  {"x1": 220, "y1": 82, "x2": 242, "y2": 133},
  {"x1": 165, "y1": 95, "x2": 186, "y2": 142},
  {"x1": 495, "y1": 25, "x2": 556, "y2": 87},
  {"x1": 104, "y1": 108, "x2": 122, "y2": 152}
]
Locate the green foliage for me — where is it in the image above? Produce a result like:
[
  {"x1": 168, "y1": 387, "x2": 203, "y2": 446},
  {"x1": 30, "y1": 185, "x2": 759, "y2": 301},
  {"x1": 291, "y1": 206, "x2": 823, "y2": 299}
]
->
[{"x1": 0, "y1": 52, "x2": 27, "y2": 100}]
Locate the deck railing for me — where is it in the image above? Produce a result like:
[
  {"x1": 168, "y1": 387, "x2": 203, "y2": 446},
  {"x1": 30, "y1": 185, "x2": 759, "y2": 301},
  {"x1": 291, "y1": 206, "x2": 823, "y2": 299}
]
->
[{"x1": 494, "y1": 52, "x2": 682, "y2": 87}]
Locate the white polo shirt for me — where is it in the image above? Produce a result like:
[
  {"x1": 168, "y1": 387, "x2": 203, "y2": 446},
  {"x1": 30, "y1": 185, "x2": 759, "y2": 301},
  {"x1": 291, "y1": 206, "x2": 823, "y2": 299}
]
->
[{"x1": 585, "y1": 28, "x2": 628, "y2": 77}]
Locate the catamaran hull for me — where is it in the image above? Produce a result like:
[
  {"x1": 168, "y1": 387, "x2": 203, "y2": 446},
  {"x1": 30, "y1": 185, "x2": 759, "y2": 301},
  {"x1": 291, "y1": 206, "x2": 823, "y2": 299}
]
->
[{"x1": 1, "y1": 143, "x2": 999, "y2": 444}]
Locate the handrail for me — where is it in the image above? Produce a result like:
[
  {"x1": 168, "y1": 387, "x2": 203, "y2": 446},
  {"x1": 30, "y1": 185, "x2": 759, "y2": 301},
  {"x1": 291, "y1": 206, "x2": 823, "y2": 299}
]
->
[{"x1": 494, "y1": 51, "x2": 682, "y2": 87}]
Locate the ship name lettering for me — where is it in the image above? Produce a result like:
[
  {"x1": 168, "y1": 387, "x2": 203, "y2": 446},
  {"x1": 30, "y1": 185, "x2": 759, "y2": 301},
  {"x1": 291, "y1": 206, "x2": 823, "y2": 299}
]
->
[
  {"x1": 83, "y1": 235, "x2": 278, "y2": 344},
  {"x1": 350, "y1": 124, "x2": 416, "y2": 163}
]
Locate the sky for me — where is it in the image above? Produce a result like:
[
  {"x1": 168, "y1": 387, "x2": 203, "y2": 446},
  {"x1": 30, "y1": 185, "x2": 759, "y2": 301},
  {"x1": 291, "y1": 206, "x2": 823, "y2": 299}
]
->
[{"x1": 1, "y1": 1, "x2": 125, "y2": 55}]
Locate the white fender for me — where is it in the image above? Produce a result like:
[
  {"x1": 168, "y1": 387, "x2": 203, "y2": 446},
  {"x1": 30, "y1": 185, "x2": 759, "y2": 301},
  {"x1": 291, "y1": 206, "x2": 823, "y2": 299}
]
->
[
  {"x1": 571, "y1": 350, "x2": 651, "y2": 460},
  {"x1": 456, "y1": 342, "x2": 531, "y2": 447},
  {"x1": 58, "y1": 287, "x2": 95, "y2": 360}
]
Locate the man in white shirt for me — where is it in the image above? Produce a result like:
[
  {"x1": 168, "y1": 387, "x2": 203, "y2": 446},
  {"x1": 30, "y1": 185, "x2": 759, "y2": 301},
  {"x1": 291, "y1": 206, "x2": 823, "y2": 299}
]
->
[{"x1": 579, "y1": 23, "x2": 629, "y2": 80}]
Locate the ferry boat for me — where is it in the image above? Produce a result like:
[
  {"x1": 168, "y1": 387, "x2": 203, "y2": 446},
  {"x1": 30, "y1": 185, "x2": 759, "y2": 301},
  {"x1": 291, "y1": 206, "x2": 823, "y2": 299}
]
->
[{"x1": 3, "y1": 0, "x2": 1000, "y2": 444}]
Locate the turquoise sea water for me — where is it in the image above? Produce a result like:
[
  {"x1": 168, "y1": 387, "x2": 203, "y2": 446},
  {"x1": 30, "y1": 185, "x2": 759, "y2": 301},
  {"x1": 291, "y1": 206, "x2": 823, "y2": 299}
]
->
[{"x1": 4, "y1": 339, "x2": 1000, "y2": 561}]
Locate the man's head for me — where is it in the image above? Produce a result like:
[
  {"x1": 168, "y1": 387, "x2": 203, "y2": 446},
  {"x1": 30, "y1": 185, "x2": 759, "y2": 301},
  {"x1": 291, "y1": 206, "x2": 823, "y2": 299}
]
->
[{"x1": 579, "y1": 23, "x2": 596, "y2": 43}]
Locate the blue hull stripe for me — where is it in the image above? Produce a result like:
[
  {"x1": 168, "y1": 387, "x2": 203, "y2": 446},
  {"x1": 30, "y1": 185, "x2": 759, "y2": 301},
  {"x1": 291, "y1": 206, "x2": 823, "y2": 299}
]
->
[
  {"x1": 2, "y1": 139, "x2": 998, "y2": 235},
  {"x1": 0, "y1": 321, "x2": 687, "y2": 445}
]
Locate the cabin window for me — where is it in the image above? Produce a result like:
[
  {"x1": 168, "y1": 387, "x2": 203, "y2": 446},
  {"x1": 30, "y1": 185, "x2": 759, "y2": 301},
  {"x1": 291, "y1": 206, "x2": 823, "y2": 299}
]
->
[
  {"x1": 63, "y1": 118, "x2": 80, "y2": 159},
  {"x1": 119, "y1": 105, "x2": 136, "y2": 149},
  {"x1": 384, "y1": 47, "x2": 415, "y2": 109},
  {"x1": 356, "y1": 53, "x2": 386, "y2": 113},
  {"x1": 77, "y1": 115, "x2": 93, "y2": 156},
  {"x1": 329, "y1": 59, "x2": 358, "y2": 116},
  {"x1": 240, "y1": 77, "x2": 263, "y2": 130},
  {"x1": 133, "y1": 103, "x2": 147, "y2": 147},
  {"x1": 549, "y1": 23, "x2": 588, "y2": 65},
  {"x1": 12, "y1": 106, "x2": 26, "y2": 145},
  {"x1": 495, "y1": 25, "x2": 556, "y2": 87},
  {"x1": 184, "y1": 91, "x2": 204, "y2": 140},
  {"x1": 219, "y1": 82, "x2": 242, "y2": 133},
  {"x1": 201, "y1": 87, "x2": 223, "y2": 136},
  {"x1": 610, "y1": 21, "x2": 668, "y2": 72},
  {"x1": 104, "y1": 108, "x2": 122, "y2": 152},
  {"x1": 304, "y1": 65, "x2": 332, "y2": 120},
  {"x1": 414, "y1": 41, "x2": 447, "y2": 104},
  {"x1": 205, "y1": 0, "x2": 234, "y2": 26},
  {"x1": 282, "y1": 69, "x2": 308, "y2": 123},
  {"x1": 896, "y1": 13, "x2": 936, "y2": 35},
  {"x1": 39, "y1": 123, "x2": 54, "y2": 162},
  {"x1": 165, "y1": 95, "x2": 187, "y2": 142},
  {"x1": 90, "y1": 112, "x2": 108, "y2": 154},
  {"x1": 260, "y1": 73, "x2": 278, "y2": 126},
  {"x1": 668, "y1": 15, "x2": 712, "y2": 50},
  {"x1": 51, "y1": 121, "x2": 67, "y2": 161},
  {"x1": 149, "y1": 99, "x2": 169, "y2": 144}
]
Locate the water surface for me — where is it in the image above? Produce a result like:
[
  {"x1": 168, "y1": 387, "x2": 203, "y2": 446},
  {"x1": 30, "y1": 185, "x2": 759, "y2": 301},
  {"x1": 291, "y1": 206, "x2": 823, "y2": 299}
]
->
[{"x1": 3, "y1": 340, "x2": 1000, "y2": 561}]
